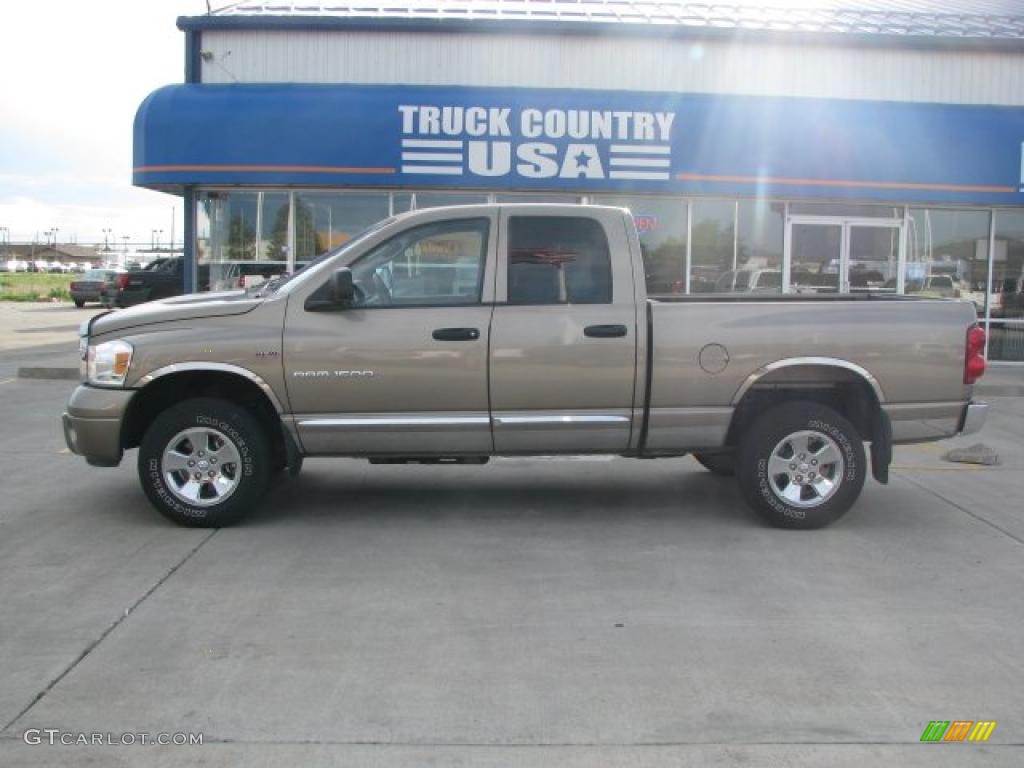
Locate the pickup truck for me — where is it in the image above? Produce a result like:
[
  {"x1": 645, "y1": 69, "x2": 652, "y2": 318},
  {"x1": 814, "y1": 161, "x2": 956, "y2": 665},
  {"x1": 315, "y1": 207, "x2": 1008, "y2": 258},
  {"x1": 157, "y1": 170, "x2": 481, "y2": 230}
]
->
[
  {"x1": 63, "y1": 204, "x2": 988, "y2": 530},
  {"x1": 102, "y1": 258, "x2": 211, "y2": 308}
]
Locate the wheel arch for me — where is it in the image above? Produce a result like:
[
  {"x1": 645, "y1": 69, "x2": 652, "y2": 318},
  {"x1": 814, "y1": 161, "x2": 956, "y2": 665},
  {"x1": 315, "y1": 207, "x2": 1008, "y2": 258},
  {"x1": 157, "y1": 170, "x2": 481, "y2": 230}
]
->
[
  {"x1": 121, "y1": 364, "x2": 291, "y2": 466},
  {"x1": 726, "y1": 358, "x2": 886, "y2": 452}
]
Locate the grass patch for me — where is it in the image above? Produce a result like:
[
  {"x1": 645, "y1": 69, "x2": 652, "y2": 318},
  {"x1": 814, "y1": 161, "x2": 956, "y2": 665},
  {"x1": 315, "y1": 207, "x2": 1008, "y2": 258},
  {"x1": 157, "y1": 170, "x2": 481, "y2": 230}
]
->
[{"x1": 0, "y1": 273, "x2": 74, "y2": 302}]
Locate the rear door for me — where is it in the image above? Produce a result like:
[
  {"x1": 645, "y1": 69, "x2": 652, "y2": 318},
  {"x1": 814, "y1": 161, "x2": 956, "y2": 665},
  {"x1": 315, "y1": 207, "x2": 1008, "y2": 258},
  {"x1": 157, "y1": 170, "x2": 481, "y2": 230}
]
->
[{"x1": 489, "y1": 207, "x2": 640, "y2": 453}]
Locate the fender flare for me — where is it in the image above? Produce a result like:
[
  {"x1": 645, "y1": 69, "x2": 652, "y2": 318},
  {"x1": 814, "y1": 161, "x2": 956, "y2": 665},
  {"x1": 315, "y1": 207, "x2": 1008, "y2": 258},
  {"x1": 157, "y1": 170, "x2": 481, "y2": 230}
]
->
[
  {"x1": 134, "y1": 362, "x2": 286, "y2": 414},
  {"x1": 730, "y1": 356, "x2": 886, "y2": 406}
]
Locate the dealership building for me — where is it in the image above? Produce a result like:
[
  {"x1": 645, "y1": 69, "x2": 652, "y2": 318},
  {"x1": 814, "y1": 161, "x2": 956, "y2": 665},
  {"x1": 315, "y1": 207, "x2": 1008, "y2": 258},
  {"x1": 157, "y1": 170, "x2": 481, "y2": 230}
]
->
[{"x1": 133, "y1": 0, "x2": 1024, "y2": 360}]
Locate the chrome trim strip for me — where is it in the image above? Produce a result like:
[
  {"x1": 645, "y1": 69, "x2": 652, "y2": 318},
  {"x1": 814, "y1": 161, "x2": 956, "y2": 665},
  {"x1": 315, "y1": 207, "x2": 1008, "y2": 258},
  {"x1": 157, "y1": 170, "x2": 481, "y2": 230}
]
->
[
  {"x1": 494, "y1": 415, "x2": 631, "y2": 425},
  {"x1": 299, "y1": 416, "x2": 490, "y2": 428},
  {"x1": 135, "y1": 362, "x2": 285, "y2": 413},
  {"x1": 731, "y1": 356, "x2": 885, "y2": 405}
]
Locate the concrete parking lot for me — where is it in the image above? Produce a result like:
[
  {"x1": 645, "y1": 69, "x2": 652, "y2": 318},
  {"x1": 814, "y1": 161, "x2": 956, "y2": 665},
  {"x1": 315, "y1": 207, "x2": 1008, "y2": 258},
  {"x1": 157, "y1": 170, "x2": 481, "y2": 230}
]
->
[{"x1": 0, "y1": 341, "x2": 1022, "y2": 766}]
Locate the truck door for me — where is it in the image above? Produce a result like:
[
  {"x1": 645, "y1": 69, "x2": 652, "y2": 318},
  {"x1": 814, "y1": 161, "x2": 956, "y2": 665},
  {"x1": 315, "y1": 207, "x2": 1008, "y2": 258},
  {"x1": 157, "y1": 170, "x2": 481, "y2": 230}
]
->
[
  {"x1": 489, "y1": 208, "x2": 640, "y2": 453},
  {"x1": 283, "y1": 214, "x2": 497, "y2": 455}
]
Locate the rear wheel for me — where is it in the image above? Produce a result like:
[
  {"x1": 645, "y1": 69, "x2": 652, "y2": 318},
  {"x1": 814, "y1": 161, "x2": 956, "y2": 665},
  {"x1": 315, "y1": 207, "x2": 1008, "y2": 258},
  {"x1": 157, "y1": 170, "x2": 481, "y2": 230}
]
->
[
  {"x1": 138, "y1": 397, "x2": 270, "y2": 527},
  {"x1": 693, "y1": 451, "x2": 735, "y2": 476},
  {"x1": 737, "y1": 402, "x2": 865, "y2": 530},
  {"x1": 73, "y1": 299, "x2": 85, "y2": 308}
]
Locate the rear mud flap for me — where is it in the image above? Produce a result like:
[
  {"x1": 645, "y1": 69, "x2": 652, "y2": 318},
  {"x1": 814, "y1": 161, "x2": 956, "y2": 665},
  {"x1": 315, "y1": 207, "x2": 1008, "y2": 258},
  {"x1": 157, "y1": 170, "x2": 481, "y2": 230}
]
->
[{"x1": 870, "y1": 408, "x2": 892, "y2": 485}]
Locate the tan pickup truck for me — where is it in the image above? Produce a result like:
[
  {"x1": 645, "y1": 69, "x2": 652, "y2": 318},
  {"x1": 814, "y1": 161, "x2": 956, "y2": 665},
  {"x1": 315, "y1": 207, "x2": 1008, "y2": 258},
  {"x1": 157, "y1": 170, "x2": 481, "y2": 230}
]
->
[{"x1": 63, "y1": 204, "x2": 987, "y2": 529}]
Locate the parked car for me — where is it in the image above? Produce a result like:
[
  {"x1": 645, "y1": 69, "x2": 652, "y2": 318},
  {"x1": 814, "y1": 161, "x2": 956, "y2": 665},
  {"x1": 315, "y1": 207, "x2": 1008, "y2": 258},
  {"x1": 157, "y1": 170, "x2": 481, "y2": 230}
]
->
[
  {"x1": 70, "y1": 269, "x2": 121, "y2": 308},
  {"x1": 6, "y1": 259, "x2": 28, "y2": 272},
  {"x1": 101, "y1": 258, "x2": 211, "y2": 308},
  {"x1": 65, "y1": 204, "x2": 987, "y2": 530}
]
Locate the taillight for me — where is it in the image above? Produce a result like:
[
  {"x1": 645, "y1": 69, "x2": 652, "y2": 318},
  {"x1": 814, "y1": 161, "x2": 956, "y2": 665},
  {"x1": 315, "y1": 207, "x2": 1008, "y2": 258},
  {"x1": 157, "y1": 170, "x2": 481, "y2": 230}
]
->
[
  {"x1": 115, "y1": 274, "x2": 130, "y2": 290},
  {"x1": 964, "y1": 325, "x2": 986, "y2": 385},
  {"x1": 70, "y1": 282, "x2": 80, "y2": 291}
]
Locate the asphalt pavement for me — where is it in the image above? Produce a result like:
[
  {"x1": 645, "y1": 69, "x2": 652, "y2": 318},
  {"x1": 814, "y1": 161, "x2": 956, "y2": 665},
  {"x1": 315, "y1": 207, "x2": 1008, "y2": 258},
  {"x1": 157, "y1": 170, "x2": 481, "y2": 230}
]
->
[{"x1": 0, "y1": 341, "x2": 1022, "y2": 767}]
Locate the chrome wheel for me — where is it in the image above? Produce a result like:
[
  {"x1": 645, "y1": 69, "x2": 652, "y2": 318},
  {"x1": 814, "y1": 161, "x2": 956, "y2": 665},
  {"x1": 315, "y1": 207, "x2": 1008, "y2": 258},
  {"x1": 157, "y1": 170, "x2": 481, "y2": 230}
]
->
[
  {"x1": 161, "y1": 427, "x2": 242, "y2": 506},
  {"x1": 766, "y1": 429, "x2": 844, "y2": 509}
]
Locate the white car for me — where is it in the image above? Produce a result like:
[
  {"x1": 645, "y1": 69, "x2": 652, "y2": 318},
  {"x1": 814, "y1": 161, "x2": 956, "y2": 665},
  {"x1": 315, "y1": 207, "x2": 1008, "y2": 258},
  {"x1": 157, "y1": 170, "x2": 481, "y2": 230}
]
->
[{"x1": 5, "y1": 259, "x2": 27, "y2": 272}]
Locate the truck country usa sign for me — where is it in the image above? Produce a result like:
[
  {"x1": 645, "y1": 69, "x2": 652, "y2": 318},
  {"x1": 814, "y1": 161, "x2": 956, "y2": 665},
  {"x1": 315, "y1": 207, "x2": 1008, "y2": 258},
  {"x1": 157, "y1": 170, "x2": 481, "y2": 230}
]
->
[
  {"x1": 133, "y1": 83, "x2": 1024, "y2": 204},
  {"x1": 397, "y1": 105, "x2": 676, "y2": 181}
]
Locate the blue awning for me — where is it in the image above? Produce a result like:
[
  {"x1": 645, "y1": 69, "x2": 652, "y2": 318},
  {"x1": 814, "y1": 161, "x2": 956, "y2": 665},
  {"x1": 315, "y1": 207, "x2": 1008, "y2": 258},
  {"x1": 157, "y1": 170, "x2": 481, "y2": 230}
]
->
[{"x1": 133, "y1": 83, "x2": 1024, "y2": 204}]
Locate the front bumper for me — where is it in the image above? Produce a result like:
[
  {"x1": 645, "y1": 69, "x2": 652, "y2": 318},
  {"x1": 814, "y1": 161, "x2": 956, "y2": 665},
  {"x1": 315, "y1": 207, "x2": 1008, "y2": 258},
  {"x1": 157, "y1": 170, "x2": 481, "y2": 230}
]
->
[
  {"x1": 959, "y1": 400, "x2": 988, "y2": 436},
  {"x1": 62, "y1": 385, "x2": 136, "y2": 467}
]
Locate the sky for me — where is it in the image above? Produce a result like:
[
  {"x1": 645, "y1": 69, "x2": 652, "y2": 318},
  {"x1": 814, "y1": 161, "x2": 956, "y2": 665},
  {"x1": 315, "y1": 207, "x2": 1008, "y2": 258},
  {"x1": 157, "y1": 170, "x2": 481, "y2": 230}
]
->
[{"x1": 0, "y1": 0, "x2": 207, "y2": 248}]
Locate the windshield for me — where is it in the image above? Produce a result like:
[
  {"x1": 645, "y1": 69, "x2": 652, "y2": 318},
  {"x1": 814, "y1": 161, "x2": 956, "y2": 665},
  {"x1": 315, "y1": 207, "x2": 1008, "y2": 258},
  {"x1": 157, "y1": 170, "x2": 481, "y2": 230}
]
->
[{"x1": 260, "y1": 216, "x2": 396, "y2": 296}]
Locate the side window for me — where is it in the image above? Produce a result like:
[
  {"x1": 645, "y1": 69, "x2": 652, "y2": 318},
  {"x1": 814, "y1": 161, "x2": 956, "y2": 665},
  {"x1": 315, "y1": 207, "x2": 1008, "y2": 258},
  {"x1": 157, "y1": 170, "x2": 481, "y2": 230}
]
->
[
  {"x1": 349, "y1": 218, "x2": 489, "y2": 307},
  {"x1": 508, "y1": 216, "x2": 612, "y2": 305}
]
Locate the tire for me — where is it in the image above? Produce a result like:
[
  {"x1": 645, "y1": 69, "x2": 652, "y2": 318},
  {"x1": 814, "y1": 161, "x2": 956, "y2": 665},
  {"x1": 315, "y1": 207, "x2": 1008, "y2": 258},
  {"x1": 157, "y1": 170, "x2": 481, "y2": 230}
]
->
[
  {"x1": 73, "y1": 299, "x2": 85, "y2": 308},
  {"x1": 736, "y1": 402, "x2": 865, "y2": 530},
  {"x1": 694, "y1": 451, "x2": 735, "y2": 476},
  {"x1": 138, "y1": 397, "x2": 271, "y2": 527}
]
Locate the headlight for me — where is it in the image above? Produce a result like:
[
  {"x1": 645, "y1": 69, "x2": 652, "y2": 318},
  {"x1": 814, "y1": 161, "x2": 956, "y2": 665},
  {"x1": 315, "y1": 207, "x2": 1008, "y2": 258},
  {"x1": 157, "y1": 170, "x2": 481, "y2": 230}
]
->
[{"x1": 87, "y1": 340, "x2": 134, "y2": 387}]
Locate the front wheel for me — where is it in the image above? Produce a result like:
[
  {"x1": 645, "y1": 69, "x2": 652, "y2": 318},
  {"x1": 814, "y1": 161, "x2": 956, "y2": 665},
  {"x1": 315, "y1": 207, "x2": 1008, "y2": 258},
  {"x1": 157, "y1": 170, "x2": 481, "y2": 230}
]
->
[
  {"x1": 737, "y1": 402, "x2": 865, "y2": 530},
  {"x1": 138, "y1": 397, "x2": 271, "y2": 527}
]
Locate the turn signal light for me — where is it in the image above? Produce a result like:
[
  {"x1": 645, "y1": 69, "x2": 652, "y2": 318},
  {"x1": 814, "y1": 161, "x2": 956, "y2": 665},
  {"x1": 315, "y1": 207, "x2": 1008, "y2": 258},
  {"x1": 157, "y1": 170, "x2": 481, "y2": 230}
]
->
[{"x1": 964, "y1": 325, "x2": 986, "y2": 385}]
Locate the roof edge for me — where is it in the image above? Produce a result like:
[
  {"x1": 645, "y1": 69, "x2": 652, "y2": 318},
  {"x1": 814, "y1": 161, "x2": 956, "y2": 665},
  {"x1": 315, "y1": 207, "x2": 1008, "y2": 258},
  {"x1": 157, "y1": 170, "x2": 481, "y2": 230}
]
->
[{"x1": 176, "y1": 14, "x2": 1024, "y2": 51}]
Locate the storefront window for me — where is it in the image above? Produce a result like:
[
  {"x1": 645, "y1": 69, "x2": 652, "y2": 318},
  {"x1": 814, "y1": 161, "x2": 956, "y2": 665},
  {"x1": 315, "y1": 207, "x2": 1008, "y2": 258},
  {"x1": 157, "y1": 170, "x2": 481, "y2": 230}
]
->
[
  {"x1": 789, "y1": 202, "x2": 904, "y2": 219},
  {"x1": 690, "y1": 199, "x2": 735, "y2": 293},
  {"x1": 736, "y1": 200, "x2": 784, "y2": 293},
  {"x1": 295, "y1": 191, "x2": 391, "y2": 260},
  {"x1": 989, "y1": 210, "x2": 1024, "y2": 362},
  {"x1": 495, "y1": 193, "x2": 580, "y2": 204},
  {"x1": 907, "y1": 208, "x2": 989, "y2": 306},
  {"x1": 413, "y1": 192, "x2": 489, "y2": 209},
  {"x1": 593, "y1": 195, "x2": 687, "y2": 295}
]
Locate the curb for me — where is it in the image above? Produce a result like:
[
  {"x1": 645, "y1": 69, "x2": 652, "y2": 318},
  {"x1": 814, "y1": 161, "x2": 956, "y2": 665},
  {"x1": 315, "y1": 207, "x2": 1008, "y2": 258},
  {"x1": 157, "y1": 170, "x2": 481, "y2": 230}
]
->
[{"x1": 17, "y1": 367, "x2": 79, "y2": 381}]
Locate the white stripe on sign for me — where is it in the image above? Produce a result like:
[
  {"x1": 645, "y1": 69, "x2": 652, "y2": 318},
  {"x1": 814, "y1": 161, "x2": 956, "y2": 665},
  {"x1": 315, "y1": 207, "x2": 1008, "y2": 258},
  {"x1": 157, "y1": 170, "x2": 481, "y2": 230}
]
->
[
  {"x1": 610, "y1": 144, "x2": 671, "y2": 154},
  {"x1": 402, "y1": 139, "x2": 464, "y2": 149},
  {"x1": 402, "y1": 166, "x2": 465, "y2": 175},
  {"x1": 609, "y1": 170, "x2": 670, "y2": 180},
  {"x1": 609, "y1": 157, "x2": 671, "y2": 168},
  {"x1": 401, "y1": 152, "x2": 463, "y2": 162}
]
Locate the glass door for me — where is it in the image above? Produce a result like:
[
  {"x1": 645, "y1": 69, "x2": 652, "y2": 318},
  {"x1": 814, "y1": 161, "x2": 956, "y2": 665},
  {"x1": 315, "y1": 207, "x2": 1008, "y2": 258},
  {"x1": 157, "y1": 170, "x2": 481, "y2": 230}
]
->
[
  {"x1": 789, "y1": 222, "x2": 842, "y2": 293},
  {"x1": 785, "y1": 215, "x2": 905, "y2": 294}
]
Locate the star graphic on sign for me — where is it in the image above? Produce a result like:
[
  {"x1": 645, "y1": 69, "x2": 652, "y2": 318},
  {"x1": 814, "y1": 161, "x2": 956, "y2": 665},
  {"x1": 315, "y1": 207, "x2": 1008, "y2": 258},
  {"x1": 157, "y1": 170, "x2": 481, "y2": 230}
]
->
[{"x1": 574, "y1": 150, "x2": 591, "y2": 169}]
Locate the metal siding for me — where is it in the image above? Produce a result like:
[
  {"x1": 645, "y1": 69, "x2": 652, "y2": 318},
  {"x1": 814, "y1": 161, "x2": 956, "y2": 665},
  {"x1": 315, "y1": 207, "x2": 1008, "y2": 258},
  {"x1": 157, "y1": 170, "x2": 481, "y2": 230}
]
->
[
  {"x1": 200, "y1": 29, "x2": 1024, "y2": 106},
  {"x1": 197, "y1": 30, "x2": 1024, "y2": 107}
]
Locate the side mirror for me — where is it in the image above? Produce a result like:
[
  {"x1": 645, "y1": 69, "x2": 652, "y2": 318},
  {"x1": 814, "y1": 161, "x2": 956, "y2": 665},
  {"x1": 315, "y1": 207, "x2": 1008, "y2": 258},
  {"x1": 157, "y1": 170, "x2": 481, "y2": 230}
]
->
[{"x1": 329, "y1": 268, "x2": 355, "y2": 304}]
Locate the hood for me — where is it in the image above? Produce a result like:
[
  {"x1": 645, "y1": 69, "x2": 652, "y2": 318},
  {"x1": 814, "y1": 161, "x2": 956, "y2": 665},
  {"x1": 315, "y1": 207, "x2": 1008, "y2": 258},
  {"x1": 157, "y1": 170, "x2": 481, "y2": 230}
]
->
[{"x1": 89, "y1": 291, "x2": 262, "y2": 337}]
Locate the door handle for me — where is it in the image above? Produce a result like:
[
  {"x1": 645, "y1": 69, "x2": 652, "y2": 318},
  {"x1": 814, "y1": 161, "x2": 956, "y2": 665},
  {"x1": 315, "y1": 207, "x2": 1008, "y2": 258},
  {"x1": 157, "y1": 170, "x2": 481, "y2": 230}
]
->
[
  {"x1": 432, "y1": 327, "x2": 480, "y2": 341},
  {"x1": 584, "y1": 324, "x2": 628, "y2": 338}
]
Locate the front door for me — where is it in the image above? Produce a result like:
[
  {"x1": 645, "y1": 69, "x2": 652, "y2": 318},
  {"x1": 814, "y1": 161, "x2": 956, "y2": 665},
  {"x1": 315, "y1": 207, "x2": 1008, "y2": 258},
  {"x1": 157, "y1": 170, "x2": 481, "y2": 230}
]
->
[
  {"x1": 488, "y1": 207, "x2": 640, "y2": 453},
  {"x1": 786, "y1": 216, "x2": 904, "y2": 293},
  {"x1": 283, "y1": 214, "x2": 497, "y2": 455}
]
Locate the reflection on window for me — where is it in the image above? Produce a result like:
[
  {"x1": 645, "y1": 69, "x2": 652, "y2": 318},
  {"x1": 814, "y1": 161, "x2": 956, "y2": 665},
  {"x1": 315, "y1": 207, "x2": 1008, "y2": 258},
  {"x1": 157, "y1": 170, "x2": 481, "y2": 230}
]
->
[
  {"x1": 594, "y1": 196, "x2": 686, "y2": 296},
  {"x1": 508, "y1": 216, "x2": 612, "y2": 305},
  {"x1": 414, "y1": 192, "x2": 489, "y2": 209},
  {"x1": 690, "y1": 199, "x2": 735, "y2": 293},
  {"x1": 989, "y1": 210, "x2": 1024, "y2": 361},
  {"x1": 295, "y1": 191, "x2": 391, "y2": 260},
  {"x1": 350, "y1": 218, "x2": 489, "y2": 307},
  {"x1": 907, "y1": 209, "x2": 988, "y2": 306},
  {"x1": 734, "y1": 200, "x2": 783, "y2": 294}
]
